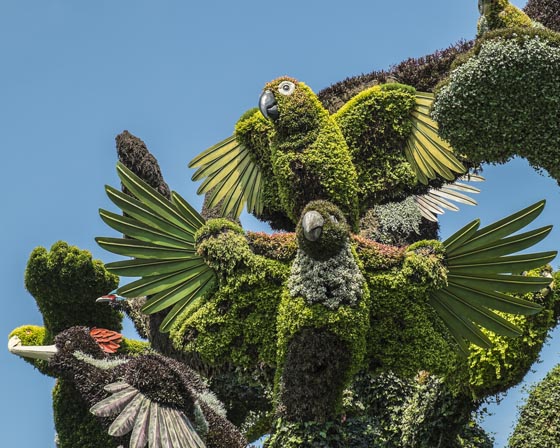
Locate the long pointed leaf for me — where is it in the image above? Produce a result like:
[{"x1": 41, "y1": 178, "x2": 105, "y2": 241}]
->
[
  {"x1": 106, "y1": 186, "x2": 196, "y2": 241},
  {"x1": 96, "y1": 237, "x2": 196, "y2": 260},
  {"x1": 159, "y1": 278, "x2": 217, "y2": 332},
  {"x1": 448, "y1": 251, "x2": 557, "y2": 274},
  {"x1": 451, "y1": 201, "x2": 546, "y2": 256},
  {"x1": 436, "y1": 289, "x2": 522, "y2": 337},
  {"x1": 100, "y1": 210, "x2": 193, "y2": 249},
  {"x1": 90, "y1": 386, "x2": 137, "y2": 417},
  {"x1": 141, "y1": 269, "x2": 216, "y2": 314},
  {"x1": 448, "y1": 274, "x2": 553, "y2": 294},
  {"x1": 429, "y1": 293, "x2": 492, "y2": 350},
  {"x1": 105, "y1": 258, "x2": 204, "y2": 278},
  {"x1": 444, "y1": 219, "x2": 481, "y2": 253},
  {"x1": 117, "y1": 162, "x2": 197, "y2": 234},
  {"x1": 130, "y1": 396, "x2": 151, "y2": 448},
  {"x1": 446, "y1": 284, "x2": 543, "y2": 315},
  {"x1": 117, "y1": 263, "x2": 209, "y2": 297}
]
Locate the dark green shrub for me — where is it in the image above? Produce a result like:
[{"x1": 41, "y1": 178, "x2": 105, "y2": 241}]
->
[
  {"x1": 24, "y1": 241, "x2": 121, "y2": 340},
  {"x1": 525, "y1": 0, "x2": 560, "y2": 32}
]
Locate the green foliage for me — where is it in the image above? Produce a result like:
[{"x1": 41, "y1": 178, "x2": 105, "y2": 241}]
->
[
  {"x1": 24, "y1": 241, "x2": 121, "y2": 340},
  {"x1": 402, "y1": 240, "x2": 447, "y2": 289},
  {"x1": 466, "y1": 267, "x2": 559, "y2": 398},
  {"x1": 263, "y1": 80, "x2": 360, "y2": 227},
  {"x1": 172, "y1": 246, "x2": 289, "y2": 370},
  {"x1": 276, "y1": 288, "x2": 371, "y2": 411},
  {"x1": 53, "y1": 379, "x2": 120, "y2": 448},
  {"x1": 478, "y1": 0, "x2": 533, "y2": 36},
  {"x1": 119, "y1": 337, "x2": 150, "y2": 355},
  {"x1": 9, "y1": 325, "x2": 50, "y2": 374},
  {"x1": 509, "y1": 363, "x2": 560, "y2": 447},
  {"x1": 334, "y1": 84, "x2": 418, "y2": 208},
  {"x1": 433, "y1": 30, "x2": 560, "y2": 182},
  {"x1": 363, "y1": 266, "x2": 462, "y2": 378}
]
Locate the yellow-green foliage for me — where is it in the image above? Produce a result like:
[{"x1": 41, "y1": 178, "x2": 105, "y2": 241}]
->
[
  {"x1": 119, "y1": 337, "x2": 150, "y2": 355},
  {"x1": 334, "y1": 83, "x2": 417, "y2": 208},
  {"x1": 173, "y1": 225, "x2": 290, "y2": 369},
  {"x1": 53, "y1": 379, "x2": 118, "y2": 448},
  {"x1": 478, "y1": 0, "x2": 533, "y2": 35},
  {"x1": 24, "y1": 241, "x2": 121, "y2": 340},
  {"x1": 364, "y1": 267, "x2": 463, "y2": 380},
  {"x1": 466, "y1": 268, "x2": 558, "y2": 398},
  {"x1": 9, "y1": 325, "x2": 50, "y2": 374}
]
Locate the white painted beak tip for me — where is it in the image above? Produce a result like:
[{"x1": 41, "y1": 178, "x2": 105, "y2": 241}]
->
[{"x1": 8, "y1": 336, "x2": 22, "y2": 353}]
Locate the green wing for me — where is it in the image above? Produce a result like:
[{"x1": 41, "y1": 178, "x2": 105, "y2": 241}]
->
[
  {"x1": 431, "y1": 200, "x2": 556, "y2": 355},
  {"x1": 405, "y1": 92, "x2": 467, "y2": 184},
  {"x1": 96, "y1": 162, "x2": 217, "y2": 333},
  {"x1": 189, "y1": 135, "x2": 264, "y2": 218}
]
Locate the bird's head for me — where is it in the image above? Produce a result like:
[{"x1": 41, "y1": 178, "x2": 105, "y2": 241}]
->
[
  {"x1": 8, "y1": 326, "x2": 121, "y2": 364},
  {"x1": 259, "y1": 77, "x2": 327, "y2": 143},
  {"x1": 296, "y1": 200, "x2": 349, "y2": 261}
]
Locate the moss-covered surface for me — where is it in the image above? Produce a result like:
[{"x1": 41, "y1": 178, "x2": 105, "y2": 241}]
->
[
  {"x1": 173, "y1": 220, "x2": 290, "y2": 371},
  {"x1": 53, "y1": 379, "x2": 121, "y2": 448},
  {"x1": 478, "y1": 0, "x2": 533, "y2": 36},
  {"x1": 433, "y1": 29, "x2": 560, "y2": 182},
  {"x1": 334, "y1": 84, "x2": 418, "y2": 209},
  {"x1": 9, "y1": 325, "x2": 50, "y2": 374},
  {"x1": 24, "y1": 241, "x2": 121, "y2": 340}
]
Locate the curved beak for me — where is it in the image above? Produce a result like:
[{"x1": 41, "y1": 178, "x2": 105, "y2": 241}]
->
[
  {"x1": 8, "y1": 336, "x2": 58, "y2": 361},
  {"x1": 259, "y1": 90, "x2": 279, "y2": 121},
  {"x1": 302, "y1": 210, "x2": 324, "y2": 242}
]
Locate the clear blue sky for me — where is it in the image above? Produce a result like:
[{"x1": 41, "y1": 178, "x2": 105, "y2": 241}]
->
[{"x1": 2, "y1": 1, "x2": 558, "y2": 447}]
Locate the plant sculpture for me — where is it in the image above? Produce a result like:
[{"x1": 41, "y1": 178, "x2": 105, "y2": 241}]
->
[{"x1": 8, "y1": 1, "x2": 560, "y2": 447}]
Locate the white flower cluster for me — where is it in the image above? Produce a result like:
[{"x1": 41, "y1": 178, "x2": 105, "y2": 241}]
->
[{"x1": 288, "y1": 242, "x2": 364, "y2": 309}]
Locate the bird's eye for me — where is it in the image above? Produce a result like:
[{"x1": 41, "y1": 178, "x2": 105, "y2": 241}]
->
[
  {"x1": 329, "y1": 215, "x2": 338, "y2": 224},
  {"x1": 278, "y1": 81, "x2": 295, "y2": 96}
]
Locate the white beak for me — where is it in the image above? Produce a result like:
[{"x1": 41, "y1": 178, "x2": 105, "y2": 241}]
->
[{"x1": 8, "y1": 336, "x2": 58, "y2": 361}]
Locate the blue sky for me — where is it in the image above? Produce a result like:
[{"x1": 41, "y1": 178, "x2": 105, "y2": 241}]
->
[{"x1": 2, "y1": 1, "x2": 558, "y2": 447}]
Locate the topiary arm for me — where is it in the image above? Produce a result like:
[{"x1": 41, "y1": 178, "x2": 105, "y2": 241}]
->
[
  {"x1": 429, "y1": 200, "x2": 556, "y2": 355},
  {"x1": 96, "y1": 162, "x2": 217, "y2": 333}
]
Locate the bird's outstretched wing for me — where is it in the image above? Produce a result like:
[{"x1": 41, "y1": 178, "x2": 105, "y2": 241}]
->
[
  {"x1": 415, "y1": 173, "x2": 484, "y2": 222},
  {"x1": 91, "y1": 381, "x2": 206, "y2": 448},
  {"x1": 430, "y1": 200, "x2": 556, "y2": 356},
  {"x1": 189, "y1": 135, "x2": 264, "y2": 218},
  {"x1": 405, "y1": 92, "x2": 467, "y2": 184},
  {"x1": 96, "y1": 163, "x2": 217, "y2": 333}
]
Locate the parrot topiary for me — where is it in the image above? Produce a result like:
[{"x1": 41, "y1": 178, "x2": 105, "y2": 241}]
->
[{"x1": 8, "y1": 3, "x2": 560, "y2": 446}]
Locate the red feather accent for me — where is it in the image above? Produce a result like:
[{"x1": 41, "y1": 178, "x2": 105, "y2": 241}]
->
[{"x1": 90, "y1": 328, "x2": 123, "y2": 354}]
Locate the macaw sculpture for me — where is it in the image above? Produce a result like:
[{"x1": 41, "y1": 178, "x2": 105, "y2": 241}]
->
[{"x1": 8, "y1": 1, "x2": 560, "y2": 446}]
